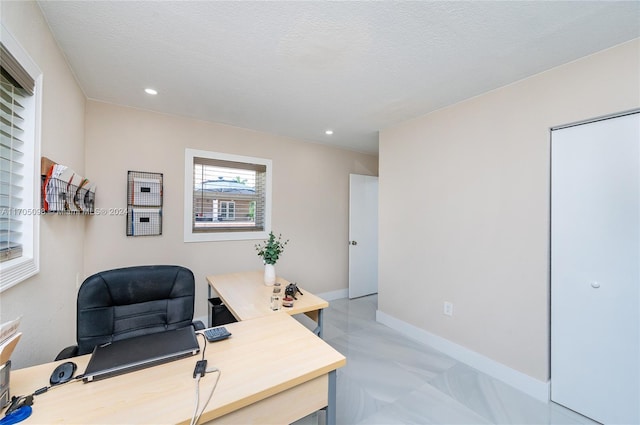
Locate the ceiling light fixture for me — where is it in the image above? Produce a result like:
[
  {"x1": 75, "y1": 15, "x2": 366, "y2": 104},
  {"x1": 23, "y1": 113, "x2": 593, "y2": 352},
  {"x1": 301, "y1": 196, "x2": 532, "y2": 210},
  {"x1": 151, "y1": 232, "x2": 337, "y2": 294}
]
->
[
  {"x1": 144, "y1": 88, "x2": 158, "y2": 95},
  {"x1": 325, "y1": 130, "x2": 333, "y2": 135}
]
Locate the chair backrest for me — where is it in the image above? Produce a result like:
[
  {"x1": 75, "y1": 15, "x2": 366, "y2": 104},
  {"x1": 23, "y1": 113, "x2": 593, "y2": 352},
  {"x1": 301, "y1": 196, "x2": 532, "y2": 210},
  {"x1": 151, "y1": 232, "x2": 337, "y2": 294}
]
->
[{"x1": 76, "y1": 265, "x2": 196, "y2": 356}]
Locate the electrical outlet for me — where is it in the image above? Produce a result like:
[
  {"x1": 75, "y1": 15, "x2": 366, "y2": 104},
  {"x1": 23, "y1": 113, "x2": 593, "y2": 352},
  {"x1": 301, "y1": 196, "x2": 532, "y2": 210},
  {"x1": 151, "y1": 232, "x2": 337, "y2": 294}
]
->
[{"x1": 443, "y1": 301, "x2": 453, "y2": 317}]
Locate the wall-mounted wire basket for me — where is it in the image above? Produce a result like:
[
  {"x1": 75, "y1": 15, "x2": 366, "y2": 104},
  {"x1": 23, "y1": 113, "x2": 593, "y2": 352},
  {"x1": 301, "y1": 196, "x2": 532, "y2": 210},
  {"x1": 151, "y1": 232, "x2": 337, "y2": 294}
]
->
[
  {"x1": 127, "y1": 171, "x2": 163, "y2": 236},
  {"x1": 41, "y1": 157, "x2": 95, "y2": 214}
]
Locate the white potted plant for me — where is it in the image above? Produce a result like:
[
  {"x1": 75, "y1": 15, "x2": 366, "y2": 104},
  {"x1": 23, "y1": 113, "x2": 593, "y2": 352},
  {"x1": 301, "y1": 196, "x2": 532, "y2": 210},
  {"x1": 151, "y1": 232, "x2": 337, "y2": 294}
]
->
[{"x1": 255, "y1": 232, "x2": 288, "y2": 285}]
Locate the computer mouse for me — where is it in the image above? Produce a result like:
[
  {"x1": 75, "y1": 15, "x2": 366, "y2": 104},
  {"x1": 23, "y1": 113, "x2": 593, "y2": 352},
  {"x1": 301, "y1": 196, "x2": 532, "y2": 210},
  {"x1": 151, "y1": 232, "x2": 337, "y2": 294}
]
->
[{"x1": 49, "y1": 361, "x2": 77, "y2": 385}]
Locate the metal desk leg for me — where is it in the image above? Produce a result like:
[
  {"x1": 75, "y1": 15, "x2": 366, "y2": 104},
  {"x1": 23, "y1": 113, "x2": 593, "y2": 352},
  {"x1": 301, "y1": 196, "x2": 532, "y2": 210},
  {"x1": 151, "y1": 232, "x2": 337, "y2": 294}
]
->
[
  {"x1": 317, "y1": 308, "x2": 324, "y2": 339},
  {"x1": 312, "y1": 309, "x2": 325, "y2": 338},
  {"x1": 326, "y1": 370, "x2": 337, "y2": 425},
  {"x1": 207, "y1": 284, "x2": 212, "y2": 328}
]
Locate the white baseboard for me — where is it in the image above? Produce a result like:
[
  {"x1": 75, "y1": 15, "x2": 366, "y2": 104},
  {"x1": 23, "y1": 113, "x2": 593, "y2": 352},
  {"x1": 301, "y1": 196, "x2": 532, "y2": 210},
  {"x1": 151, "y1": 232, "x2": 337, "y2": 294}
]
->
[
  {"x1": 376, "y1": 309, "x2": 550, "y2": 402},
  {"x1": 317, "y1": 288, "x2": 349, "y2": 301}
]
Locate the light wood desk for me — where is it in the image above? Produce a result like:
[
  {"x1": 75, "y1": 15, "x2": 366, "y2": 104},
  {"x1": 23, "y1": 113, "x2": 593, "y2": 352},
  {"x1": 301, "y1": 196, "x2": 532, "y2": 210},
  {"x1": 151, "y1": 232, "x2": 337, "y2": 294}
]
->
[
  {"x1": 207, "y1": 271, "x2": 329, "y2": 337},
  {"x1": 10, "y1": 313, "x2": 345, "y2": 424}
]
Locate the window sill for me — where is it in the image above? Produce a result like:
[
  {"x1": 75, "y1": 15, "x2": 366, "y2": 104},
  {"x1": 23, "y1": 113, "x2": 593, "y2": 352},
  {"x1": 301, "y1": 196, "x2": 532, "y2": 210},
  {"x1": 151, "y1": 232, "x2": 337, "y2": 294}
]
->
[{"x1": 0, "y1": 256, "x2": 39, "y2": 293}]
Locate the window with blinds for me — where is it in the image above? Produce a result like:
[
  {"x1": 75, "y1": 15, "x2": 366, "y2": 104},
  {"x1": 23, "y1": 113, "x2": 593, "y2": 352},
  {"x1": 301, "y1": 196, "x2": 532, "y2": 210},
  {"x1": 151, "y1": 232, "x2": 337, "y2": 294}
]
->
[
  {"x1": 185, "y1": 149, "x2": 271, "y2": 242},
  {"x1": 0, "y1": 27, "x2": 41, "y2": 291},
  {"x1": 0, "y1": 72, "x2": 27, "y2": 263}
]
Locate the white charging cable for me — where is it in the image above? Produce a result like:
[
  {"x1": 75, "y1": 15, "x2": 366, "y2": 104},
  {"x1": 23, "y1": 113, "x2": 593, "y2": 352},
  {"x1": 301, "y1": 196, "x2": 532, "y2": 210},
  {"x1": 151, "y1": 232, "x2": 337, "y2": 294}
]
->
[{"x1": 189, "y1": 367, "x2": 221, "y2": 425}]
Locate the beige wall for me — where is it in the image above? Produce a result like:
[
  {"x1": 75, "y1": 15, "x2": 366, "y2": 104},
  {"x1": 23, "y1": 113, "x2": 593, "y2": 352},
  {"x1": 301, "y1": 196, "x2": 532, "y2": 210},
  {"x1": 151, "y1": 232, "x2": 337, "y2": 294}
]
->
[
  {"x1": 83, "y1": 101, "x2": 378, "y2": 321},
  {"x1": 379, "y1": 39, "x2": 640, "y2": 382},
  {"x1": 0, "y1": 1, "x2": 86, "y2": 368}
]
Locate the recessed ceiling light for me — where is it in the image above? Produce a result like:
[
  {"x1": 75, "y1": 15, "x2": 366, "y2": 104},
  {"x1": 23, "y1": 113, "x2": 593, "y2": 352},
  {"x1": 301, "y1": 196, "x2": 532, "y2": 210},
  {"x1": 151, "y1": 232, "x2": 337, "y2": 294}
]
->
[
  {"x1": 144, "y1": 88, "x2": 158, "y2": 95},
  {"x1": 325, "y1": 130, "x2": 334, "y2": 135}
]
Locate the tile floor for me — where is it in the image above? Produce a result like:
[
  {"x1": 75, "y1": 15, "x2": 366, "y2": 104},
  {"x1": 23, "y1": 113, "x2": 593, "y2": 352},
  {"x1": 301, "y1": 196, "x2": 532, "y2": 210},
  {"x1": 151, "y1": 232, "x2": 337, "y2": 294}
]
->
[{"x1": 294, "y1": 295, "x2": 597, "y2": 425}]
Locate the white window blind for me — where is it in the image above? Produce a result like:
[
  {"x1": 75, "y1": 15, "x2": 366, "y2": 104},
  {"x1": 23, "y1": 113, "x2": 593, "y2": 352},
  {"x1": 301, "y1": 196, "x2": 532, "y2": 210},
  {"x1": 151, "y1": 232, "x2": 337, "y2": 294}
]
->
[
  {"x1": 184, "y1": 149, "x2": 271, "y2": 242},
  {"x1": 0, "y1": 73, "x2": 27, "y2": 263},
  {"x1": 192, "y1": 157, "x2": 266, "y2": 232}
]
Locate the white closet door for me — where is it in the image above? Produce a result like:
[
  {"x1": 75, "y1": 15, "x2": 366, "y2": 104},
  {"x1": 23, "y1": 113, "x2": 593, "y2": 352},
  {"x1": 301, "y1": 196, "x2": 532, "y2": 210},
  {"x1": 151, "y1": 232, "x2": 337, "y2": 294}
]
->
[
  {"x1": 551, "y1": 112, "x2": 639, "y2": 424},
  {"x1": 349, "y1": 174, "x2": 379, "y2": 298}
]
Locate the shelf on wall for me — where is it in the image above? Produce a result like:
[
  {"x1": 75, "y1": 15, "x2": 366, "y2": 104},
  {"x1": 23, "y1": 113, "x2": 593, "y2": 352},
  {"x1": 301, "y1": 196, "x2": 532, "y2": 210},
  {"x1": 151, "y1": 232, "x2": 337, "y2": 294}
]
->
[{"x1": 40, "y1": 157, "x2": 95, "y2": 214}]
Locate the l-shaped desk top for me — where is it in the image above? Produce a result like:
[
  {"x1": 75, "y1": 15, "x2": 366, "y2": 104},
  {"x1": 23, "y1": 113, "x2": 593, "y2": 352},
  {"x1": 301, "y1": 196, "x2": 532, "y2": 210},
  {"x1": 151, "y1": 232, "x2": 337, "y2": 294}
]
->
[
  {"x1": 206, "y1": 271, "x2": 329, "y2": 321},
  {"x1": 206, "y1": 271, "x2": 329, "y2": 338},
  {"x1": 10, "y1": 313, "x2": 345, "y2": 424}
]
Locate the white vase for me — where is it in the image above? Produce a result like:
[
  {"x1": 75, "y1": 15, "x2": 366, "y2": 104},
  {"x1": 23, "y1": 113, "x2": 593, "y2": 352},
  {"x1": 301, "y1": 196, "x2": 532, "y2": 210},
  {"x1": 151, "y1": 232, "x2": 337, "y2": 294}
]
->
[{"x1": 264, "y1": 264, "x2": 276, "y2": 286}]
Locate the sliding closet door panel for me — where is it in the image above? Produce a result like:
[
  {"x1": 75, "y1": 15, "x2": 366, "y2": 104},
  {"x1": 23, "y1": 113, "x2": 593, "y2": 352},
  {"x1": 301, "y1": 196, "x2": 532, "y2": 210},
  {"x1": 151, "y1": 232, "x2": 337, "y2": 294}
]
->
[{"x1": 551, "y1": 112, "x2": 639, "y2": 424}]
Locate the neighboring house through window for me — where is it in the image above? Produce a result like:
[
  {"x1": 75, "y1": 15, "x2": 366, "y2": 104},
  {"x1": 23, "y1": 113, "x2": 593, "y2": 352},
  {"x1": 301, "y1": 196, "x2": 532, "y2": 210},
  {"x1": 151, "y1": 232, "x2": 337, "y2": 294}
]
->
[
  {"x1": 184, "y1": 149, "x2": 271, "y2": 242},
  {"x1": 0, "y1": 24, "x2": 42, "y2": 292}
]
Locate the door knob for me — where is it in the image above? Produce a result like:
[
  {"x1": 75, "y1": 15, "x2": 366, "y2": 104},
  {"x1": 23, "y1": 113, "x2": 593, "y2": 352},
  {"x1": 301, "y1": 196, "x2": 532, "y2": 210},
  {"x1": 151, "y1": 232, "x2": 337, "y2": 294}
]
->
[
  {"x1": 591, "y1": 281, "x2": 600, "y2": 288},
  {"x1": 350, "y1": 241, "x2": 358, "y2": 246}
]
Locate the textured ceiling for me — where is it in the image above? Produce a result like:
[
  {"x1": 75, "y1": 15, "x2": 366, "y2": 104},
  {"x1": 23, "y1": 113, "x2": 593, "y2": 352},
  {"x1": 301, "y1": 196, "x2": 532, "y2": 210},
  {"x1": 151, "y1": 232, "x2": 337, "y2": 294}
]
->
[{"x1": 37, "y1": 1, "x2": 640, "y2": 154}]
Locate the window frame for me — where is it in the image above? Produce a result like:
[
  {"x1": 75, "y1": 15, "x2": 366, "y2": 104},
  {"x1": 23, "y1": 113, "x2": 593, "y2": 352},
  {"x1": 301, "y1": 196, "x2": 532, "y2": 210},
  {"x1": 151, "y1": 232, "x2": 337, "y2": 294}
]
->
[
  {"x1": 0, "y1": 23, "x2": 42, "y2": 292},
  {"x1": 184, "y1": 148, "x2": 271, "y2": 242}
]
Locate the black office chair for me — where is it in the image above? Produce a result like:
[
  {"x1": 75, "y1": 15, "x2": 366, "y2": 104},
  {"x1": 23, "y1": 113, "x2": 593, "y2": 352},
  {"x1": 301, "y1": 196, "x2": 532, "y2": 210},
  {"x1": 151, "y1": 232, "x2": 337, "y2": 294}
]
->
[{"x1": 55, "y1": 265, "x2": 205, "y2": 360}]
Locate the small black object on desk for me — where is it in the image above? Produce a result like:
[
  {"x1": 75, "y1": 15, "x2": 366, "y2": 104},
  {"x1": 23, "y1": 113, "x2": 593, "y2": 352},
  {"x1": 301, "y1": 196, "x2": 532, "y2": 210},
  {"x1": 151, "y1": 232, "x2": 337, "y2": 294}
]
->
[
  {"x1": 285, "y1": 283, "x2": 303, "y2": 300},
  {"x1": 204, "y1": 327, "x2": 232, "y2": 342},
  {"x1": 49, "y1": 362, "x2": 76, "y2": 385}
]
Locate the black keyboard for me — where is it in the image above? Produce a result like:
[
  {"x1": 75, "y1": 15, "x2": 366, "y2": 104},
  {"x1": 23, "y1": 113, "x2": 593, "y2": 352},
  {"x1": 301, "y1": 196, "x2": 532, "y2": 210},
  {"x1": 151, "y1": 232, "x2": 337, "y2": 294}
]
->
[{"x1": 203, "y1": 327, "x2": 232, "y2": 342}]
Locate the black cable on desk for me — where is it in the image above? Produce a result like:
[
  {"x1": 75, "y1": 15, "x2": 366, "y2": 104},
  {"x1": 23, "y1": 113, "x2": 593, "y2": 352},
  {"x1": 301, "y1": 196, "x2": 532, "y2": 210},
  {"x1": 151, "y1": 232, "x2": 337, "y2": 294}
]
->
[{"x1": 197, "y1": 332, "x2": 207, "y2": 361}]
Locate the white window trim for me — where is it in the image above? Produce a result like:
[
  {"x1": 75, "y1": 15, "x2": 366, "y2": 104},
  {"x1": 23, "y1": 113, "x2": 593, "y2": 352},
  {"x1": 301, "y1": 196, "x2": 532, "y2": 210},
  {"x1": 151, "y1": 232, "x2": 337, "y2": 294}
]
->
[
  {"x1": 0, "y1": 23, "x2": 42, "y2": 292},
  {"x1": 184, "y1": 148, "x2": 271, "y2": 242}
]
